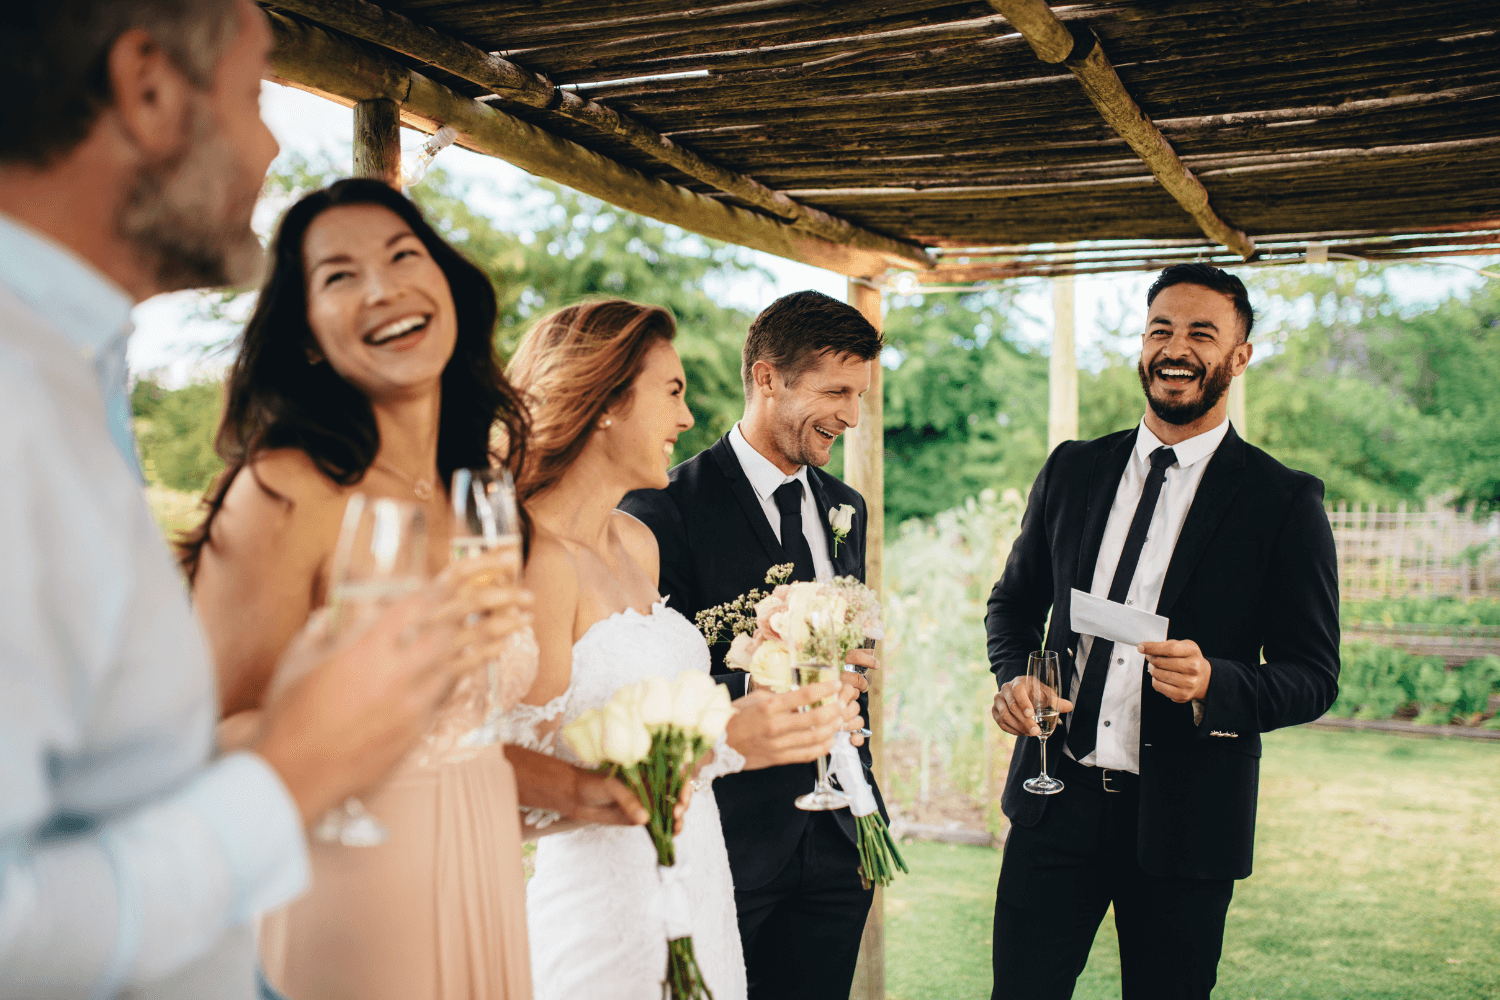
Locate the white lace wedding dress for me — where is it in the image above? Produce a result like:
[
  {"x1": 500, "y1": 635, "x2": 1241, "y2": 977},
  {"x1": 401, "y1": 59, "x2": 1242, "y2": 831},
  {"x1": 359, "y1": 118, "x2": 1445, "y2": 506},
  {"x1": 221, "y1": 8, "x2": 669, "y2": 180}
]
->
[{"x1": 504, "y1": 601, "x2": 748, "y2": 1000}]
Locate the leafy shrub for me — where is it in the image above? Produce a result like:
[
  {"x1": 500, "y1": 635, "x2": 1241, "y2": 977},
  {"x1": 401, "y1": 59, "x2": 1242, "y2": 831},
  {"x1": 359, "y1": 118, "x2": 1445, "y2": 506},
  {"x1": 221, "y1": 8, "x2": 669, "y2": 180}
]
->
[
  {"x1": 1329, "y1": 643, "x2": 1500, "y2": 724},
  {"x1": 1341, "y1": 596, "x2": 1500, "y2": 628}
]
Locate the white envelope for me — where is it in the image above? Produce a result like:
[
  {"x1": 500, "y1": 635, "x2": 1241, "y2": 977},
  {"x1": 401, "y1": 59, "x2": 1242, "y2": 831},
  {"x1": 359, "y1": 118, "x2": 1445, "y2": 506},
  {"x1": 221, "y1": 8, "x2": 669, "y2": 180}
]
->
[{"x1": 1069, "y1": 588, "x2": 1169, "y2": 647}]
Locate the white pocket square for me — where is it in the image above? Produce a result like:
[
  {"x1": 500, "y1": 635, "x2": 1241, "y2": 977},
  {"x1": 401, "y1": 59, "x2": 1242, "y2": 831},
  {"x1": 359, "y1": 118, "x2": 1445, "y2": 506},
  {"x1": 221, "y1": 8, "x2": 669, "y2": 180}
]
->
[{"x1": 1210, "y1": 730, "x2": 1238, "y2": 738}]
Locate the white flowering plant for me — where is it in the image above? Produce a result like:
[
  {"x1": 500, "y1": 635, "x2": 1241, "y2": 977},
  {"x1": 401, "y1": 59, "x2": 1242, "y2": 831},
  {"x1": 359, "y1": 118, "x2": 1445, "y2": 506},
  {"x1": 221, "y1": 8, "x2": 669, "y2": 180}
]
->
[
  {"x1": 713, "y1": 577, "x2": 906, "y2": 888},
  {"x1": 562, "y1": 670, "x2": 734, "y2": 1000}
]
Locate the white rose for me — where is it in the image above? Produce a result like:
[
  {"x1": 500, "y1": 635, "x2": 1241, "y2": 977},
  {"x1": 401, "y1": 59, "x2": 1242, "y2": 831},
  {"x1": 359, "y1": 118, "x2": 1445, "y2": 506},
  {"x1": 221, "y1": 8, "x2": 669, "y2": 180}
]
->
[
  {"x1": 562, "y1": 708, "x2": 606, "y2": 767},
  {"x1": 693, "y1": 704, "x2": 735, "y2": 743},
  {"x1": 635, "y1": 674, "x2": 674, "y2": 728},
  {"x1": 695, "y1": 687, "x2": 735, "y2": 742},
  {"x1": 829, "y1": 503, "x2": 856, "y2": 535},
  {"x1": 669, "y1": 670, "x2": 719, "y2": 730},
  {"x1": 726, "y1": 632, "x2": 754, "y2": 668},
  {"x1": 749, "y1": 638, "x2": 793, "y2": 692},
  {"x1": 600, "y1": 699, "x2": 651, "y2": 765}
]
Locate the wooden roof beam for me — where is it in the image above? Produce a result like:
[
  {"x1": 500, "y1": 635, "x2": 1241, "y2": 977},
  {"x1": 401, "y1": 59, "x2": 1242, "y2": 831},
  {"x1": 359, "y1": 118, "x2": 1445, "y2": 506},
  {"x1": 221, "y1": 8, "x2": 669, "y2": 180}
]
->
[
  {"x1": 263, "y1": 0, "x2": 934, "y2": 272},
  {"x1": 263, "y1": 12, "x2": 896, "y2": 278},
  {"x1": 986, "y1": 0, "x2": 1256, "y2": 260}
]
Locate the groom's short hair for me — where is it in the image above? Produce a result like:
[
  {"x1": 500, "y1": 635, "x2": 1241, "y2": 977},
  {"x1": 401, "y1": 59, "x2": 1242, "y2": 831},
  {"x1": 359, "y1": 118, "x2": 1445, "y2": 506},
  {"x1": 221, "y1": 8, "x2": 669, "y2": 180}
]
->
[
  {"x1": 1146, "y1": 263, "x2": 1255, "y2": 342},
  {"x1": 742, "y1": 290, "x2": 883, "y2": 397}
]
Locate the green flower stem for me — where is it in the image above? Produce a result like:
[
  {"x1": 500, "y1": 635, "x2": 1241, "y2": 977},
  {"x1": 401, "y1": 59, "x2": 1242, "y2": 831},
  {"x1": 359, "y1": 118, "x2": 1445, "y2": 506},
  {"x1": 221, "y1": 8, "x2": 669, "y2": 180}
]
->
[{"x1": 853, "y1": 813, "x2": 909, "y2": 890}]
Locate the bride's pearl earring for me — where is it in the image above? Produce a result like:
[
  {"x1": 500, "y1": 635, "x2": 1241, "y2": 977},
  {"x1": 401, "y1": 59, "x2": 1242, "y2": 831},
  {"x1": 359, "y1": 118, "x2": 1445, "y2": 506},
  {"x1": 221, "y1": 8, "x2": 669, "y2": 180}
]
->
[{"x1": 601, "y1": 418, "x2": 613, "y2": 428}]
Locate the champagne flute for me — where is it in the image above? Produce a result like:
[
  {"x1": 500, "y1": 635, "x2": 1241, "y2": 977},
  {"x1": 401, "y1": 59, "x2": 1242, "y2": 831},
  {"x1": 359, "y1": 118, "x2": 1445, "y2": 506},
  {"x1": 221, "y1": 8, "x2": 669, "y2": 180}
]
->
[
  {"x1": 450, "y1": 467, "x2": 522, "y2": 746},
  {"x1": 1022, "y1": 650, "x2": 1065, "y2": 796},
  {"x1": 792, "y1": 611, "x2": 851, "y2": 811},
  {"x1": 313, "y1": 493, "x2": 430, "y2": 847},
  {"x1": 791, "y1": 661, "x2": 851, "y2": 811}
]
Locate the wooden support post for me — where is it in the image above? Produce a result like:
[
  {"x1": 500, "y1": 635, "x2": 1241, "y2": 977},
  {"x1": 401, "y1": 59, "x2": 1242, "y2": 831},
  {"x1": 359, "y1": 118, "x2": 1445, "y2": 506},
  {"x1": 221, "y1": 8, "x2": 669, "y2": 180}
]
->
[
  {"x1": 1228, "y1": 370, "x2": 1247, "y2": 437},
  {"x1": 1048, "y1": 264, "x2": 1078, "y2": 451},
  {"x1": 353, "y1": 97, "x2": 401, "y2": 187},
  {"x1": 845, "y1": 278, "x2": 885, "y2": 1000}
]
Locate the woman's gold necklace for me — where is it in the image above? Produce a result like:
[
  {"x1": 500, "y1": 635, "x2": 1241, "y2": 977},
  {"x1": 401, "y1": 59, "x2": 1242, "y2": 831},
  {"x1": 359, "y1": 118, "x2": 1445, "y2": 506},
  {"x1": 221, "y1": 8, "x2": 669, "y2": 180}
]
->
[{"x1": 372, "y1": 458, "x2": 436, "y2": 501}]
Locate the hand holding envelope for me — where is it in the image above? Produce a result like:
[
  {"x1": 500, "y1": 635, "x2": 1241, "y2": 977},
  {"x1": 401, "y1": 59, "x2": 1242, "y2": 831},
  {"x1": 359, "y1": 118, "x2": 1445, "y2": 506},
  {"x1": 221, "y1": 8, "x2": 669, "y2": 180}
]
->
[{"x1": 1069, "y1": 589, "x2": 1211, "y2": 705}]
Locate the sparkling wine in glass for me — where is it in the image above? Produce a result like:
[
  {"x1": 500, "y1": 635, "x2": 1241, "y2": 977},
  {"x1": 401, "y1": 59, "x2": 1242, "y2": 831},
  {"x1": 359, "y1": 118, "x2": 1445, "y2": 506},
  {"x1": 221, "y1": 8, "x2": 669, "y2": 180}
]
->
[
  {"x1": 1022, "y1": 650, "x2": 1065, "y2": 796},
  {"x1": 314, "y1": 493, "x2": 429, "y2": 847},
  {"x1": 450, "y1": 467, "x2": 522, "y2": 747},
  {"x1": 791, "y1": 661, "x2": 851, "y2": 812}
]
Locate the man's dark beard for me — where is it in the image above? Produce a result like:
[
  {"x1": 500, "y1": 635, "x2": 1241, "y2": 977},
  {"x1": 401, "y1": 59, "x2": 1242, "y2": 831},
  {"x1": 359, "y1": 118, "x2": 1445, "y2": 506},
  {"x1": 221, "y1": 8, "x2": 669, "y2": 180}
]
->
[
  {"x1": 116, "y1": 103, "x2": 264, "y2": 292},
  {"x1": 1137, "y1": 356, "x2": 1233, "y2": 426}
]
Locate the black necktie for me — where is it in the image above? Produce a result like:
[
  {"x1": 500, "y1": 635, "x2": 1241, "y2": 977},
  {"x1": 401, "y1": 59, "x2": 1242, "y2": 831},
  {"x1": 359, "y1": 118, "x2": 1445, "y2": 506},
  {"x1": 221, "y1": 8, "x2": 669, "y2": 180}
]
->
[
  {"x1": 1066, "y1": 446, "x2": 1178, "y2": 760},
  {"x1": 773, "y1": 481, "x2": 817, "y2": 583}
]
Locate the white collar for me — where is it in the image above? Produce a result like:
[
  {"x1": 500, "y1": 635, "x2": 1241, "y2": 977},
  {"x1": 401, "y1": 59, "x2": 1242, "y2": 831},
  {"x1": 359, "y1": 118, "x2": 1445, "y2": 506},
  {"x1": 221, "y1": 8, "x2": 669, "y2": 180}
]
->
[
  {"x1": 729, "y1": 422, "x2": 810, "y2": 503},
  {"x1": 1134, "y1": 414, "x2": 1231, "y2": 470}
]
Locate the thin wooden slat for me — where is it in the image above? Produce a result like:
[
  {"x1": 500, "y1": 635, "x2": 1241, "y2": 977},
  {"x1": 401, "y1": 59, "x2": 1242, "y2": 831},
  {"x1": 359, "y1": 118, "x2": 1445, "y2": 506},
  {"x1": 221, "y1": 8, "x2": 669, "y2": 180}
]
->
[
  {"x1": 269, "y1": 0, "x2": 934, "y2": 270},
  {"x1": 264, "y1": 12, "x2": 897, "y2": 278}
]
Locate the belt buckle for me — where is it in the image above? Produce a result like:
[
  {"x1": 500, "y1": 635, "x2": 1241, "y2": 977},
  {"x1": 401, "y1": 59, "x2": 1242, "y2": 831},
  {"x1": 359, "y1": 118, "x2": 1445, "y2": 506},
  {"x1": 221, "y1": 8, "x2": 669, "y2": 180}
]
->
[{"x1": 1101, "y1": 769, "x2": 1121, "y2": 793}]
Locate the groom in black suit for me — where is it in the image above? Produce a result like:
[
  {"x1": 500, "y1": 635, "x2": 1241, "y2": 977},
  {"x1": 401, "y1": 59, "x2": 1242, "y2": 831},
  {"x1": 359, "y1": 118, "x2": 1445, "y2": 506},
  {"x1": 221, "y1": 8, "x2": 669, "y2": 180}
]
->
[
  {"x1": 987, "y1": 264, "x2": 1341, "y2": 1000},
  {"x1": 621, "y1": 290, "x2": 886, "y2": 1000}
]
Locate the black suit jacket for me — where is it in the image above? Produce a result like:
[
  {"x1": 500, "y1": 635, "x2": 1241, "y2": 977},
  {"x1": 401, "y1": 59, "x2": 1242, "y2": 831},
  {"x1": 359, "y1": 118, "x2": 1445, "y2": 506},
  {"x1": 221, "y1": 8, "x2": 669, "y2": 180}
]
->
[
  {"x1": 620, "y1": 433, "x2": 887, "y2": 891},
  {"x1": 986, "y1": 425, "x2": 1340, "y2": 881}
]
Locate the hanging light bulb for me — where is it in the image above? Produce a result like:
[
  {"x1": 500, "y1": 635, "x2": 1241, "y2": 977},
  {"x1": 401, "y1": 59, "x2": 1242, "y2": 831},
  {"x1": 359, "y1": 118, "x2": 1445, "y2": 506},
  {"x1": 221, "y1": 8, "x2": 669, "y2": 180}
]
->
[{"x1": 401, "y1": 126, "x2": 459, "y2": 188}]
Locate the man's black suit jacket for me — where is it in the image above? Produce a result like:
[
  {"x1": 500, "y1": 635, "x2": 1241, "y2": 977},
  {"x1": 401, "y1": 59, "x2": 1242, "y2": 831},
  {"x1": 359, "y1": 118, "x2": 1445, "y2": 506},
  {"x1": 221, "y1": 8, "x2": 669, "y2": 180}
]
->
[
  {"x1": 987, "y1": 424, "x2": 1340, "y2": 881},
  {"x1": 620, "y1": 433, "x2": 887, "y2": 892}
]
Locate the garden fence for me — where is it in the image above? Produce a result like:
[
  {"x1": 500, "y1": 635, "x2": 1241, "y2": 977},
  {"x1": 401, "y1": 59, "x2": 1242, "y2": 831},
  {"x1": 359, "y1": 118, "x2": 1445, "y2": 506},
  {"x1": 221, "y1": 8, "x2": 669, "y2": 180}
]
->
[{"x1": 1326, "y1": 501, "x2": 1500, "y2": 602}]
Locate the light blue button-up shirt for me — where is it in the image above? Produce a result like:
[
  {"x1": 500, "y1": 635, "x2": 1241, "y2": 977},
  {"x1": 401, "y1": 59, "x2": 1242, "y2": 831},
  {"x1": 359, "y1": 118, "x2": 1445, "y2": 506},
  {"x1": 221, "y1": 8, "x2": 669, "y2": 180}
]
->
[{"x1": 0, "y1": 213, "x2": 308, "y2": 999}]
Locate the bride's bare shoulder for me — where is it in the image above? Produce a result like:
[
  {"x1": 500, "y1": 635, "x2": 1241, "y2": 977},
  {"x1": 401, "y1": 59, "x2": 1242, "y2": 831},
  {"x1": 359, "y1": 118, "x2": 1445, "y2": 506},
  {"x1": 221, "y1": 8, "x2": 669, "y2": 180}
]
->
[
  {"x1": 611, "y1": 509, "x2": 660, "y2": 581},
  {"x1": 520, "y1": 526, "x2": 581, "y2": 703},
  {"x1": 525, "y1": 526, "x2": 582, "y2": 613}
]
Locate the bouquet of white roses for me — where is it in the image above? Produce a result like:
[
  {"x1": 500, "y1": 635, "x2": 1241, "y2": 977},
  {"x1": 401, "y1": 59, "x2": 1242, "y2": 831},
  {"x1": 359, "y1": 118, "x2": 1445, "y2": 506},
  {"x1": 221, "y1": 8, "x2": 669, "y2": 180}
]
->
[
  {"x1": 562, "y1": 670, "x2": 734, "y2": 1000},
  {"x1": 718, "y1": 577, "x2": 907, "y2": 889}
]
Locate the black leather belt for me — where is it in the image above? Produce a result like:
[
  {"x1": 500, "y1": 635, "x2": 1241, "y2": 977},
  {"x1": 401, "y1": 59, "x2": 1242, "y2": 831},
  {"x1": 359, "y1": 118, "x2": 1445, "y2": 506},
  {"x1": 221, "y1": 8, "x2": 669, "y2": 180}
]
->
[{"x1": 1056, "y1": 751, "x2": 1139, "y2": 794}]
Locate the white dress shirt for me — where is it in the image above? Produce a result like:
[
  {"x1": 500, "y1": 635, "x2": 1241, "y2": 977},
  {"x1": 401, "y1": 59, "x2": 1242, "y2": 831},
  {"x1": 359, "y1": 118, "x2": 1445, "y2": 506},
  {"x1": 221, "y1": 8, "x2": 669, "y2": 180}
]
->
[
  {"x1": 728, "y1": 423, "x2": 834, "y2": 581},
  {"x1": 1069, "y1": 416, "x2": 1231, "y2": 773},
  {"x1": 0, "y1": 213, "x2": 308, "y2": 1000}
]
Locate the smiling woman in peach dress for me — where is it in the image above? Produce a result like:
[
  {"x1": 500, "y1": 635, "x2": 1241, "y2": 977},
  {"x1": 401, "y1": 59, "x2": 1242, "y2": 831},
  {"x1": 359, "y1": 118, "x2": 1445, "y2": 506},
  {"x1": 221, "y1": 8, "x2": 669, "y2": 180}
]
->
[{"x1": 182, "y1": 179, "x2": 536, "y2": 1000}]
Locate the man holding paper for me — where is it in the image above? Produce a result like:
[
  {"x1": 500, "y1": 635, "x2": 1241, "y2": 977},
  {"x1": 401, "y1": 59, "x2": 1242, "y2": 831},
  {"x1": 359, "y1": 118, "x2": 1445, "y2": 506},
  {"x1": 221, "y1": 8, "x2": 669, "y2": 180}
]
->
[{"x1": 986, "y1": 264, "x2": 1340, "y2": 1000}]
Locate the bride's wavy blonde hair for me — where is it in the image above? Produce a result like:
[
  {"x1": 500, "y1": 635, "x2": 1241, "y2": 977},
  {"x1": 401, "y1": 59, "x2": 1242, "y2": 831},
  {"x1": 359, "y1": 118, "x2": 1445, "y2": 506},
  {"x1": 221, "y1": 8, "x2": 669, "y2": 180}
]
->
[{"x1": 506, "y1": 299, "x2": 677, "y2": 504}]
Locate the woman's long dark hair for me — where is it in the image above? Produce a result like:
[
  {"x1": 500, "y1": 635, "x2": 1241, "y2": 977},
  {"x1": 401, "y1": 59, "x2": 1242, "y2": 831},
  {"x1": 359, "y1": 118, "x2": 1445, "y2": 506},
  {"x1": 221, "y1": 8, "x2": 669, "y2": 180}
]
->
[{"x1": 178, "y1": 178, "x2": 530, "y2": 580}]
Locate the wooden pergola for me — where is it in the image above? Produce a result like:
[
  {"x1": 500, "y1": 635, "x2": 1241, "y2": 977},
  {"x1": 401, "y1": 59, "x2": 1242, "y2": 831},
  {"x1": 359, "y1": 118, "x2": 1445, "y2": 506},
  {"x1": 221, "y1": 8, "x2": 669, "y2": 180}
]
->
[{"x1": 260, "y1": 2, "x2": 1500, "y2": 994}]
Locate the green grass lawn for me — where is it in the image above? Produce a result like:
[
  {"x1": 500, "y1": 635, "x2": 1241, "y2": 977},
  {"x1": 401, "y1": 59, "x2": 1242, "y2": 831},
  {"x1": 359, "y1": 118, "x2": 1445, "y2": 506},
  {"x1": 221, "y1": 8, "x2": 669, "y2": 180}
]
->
[{"x1": 885, "y1": 727, "x2": 1500, "y2": 1000}]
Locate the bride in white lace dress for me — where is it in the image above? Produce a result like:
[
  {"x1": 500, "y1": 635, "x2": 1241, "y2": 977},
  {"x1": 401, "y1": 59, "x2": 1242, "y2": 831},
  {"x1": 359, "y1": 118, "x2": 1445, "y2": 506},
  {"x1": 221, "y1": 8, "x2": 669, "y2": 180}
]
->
[{"x1": 499, "y1": 301, "x2": 769, "y2": 1000}]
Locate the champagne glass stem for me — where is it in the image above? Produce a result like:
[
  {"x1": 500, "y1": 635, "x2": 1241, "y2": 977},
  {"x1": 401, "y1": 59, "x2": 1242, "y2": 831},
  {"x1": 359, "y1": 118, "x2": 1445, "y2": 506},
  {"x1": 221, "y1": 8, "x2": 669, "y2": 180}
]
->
[{"x1": 1038, "y1": 736, "x2": 1049, "y2": 782}]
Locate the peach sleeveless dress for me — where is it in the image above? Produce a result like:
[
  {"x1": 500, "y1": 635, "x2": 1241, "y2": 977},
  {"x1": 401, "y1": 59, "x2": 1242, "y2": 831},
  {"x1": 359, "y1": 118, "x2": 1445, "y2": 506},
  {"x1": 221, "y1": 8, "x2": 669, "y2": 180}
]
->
[{"x1": 259, "y1": 631, "x2": 539, "y2": 1000}]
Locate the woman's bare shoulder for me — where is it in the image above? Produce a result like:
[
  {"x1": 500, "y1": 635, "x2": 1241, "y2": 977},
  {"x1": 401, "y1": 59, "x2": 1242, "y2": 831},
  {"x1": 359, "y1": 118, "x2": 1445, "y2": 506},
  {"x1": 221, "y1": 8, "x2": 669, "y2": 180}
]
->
[
  {"x1": 525, "y1": 526, "x2": 582, "y2": 604},
  {"x1": 611, "y1": 509, "x2": 660, "y2": 581},
  {"x1": 212, "y1": 448, "x2": 348, "y2": 551}
]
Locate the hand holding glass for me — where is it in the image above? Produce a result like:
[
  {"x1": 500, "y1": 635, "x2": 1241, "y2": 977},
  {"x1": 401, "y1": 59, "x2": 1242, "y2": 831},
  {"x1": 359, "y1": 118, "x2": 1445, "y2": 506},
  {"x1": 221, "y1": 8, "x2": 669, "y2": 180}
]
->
[
  {"x1": 314, "y1": 494, "x2": 429, "y2": 846},
  {"x1": 449, "y1": 467, "x2": 523, "y2": 747},
  {"x1": 1021, "y1": 650, "x2": 1065, "y2": 796}
]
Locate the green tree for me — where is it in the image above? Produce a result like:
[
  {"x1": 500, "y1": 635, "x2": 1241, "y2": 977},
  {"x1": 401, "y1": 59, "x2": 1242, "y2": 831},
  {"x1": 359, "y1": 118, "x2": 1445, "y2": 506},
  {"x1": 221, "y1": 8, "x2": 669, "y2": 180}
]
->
[
  {"x1": 880, "y1": 290, "x2": 1048, "y2": 523},
  {"x1": 131, "y1": 375, "x2": 224, "y2": 493}
]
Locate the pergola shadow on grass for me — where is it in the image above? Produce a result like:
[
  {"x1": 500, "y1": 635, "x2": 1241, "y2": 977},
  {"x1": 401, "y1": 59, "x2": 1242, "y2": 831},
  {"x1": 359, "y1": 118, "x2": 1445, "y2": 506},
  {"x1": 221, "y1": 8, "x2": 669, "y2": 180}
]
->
[
  {"x1": 885, "y1": 727, "x2": 1500, "y2": 1000},
  {"x1": 256, "y1": 2, "x2": 1500, "y2": 993}
]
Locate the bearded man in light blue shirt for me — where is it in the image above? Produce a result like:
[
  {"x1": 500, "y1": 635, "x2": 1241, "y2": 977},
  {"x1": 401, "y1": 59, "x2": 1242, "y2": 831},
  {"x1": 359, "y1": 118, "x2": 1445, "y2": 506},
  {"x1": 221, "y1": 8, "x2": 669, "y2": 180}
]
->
[{"x1": 0, "y1": 3, "x2": 531, "y2": 998}]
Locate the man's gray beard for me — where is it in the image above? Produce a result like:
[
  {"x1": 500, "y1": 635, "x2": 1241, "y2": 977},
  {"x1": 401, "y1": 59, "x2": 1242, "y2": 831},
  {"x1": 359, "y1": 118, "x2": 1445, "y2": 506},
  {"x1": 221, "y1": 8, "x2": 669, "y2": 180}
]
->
[
  {"x1": 1137, "y1": 357, "x2": 1233, "y2": 426},
  {"x1": 116, "y1": 103, "x2": 264, "y2": 293}
]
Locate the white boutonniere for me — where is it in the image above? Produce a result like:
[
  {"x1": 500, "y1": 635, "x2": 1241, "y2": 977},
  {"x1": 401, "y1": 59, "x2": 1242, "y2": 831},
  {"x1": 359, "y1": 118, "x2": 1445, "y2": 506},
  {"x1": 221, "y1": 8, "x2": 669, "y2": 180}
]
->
[{"x1": 829, "y1": 503, "x2": 856, "y2": 556}]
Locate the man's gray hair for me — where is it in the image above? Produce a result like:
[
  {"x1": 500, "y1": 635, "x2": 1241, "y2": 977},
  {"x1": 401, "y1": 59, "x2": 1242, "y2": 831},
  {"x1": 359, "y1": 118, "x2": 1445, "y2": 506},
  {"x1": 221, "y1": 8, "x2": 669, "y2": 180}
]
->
[{"x1": 0, "y1": 0, "x2": 239, "y2": 168}]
